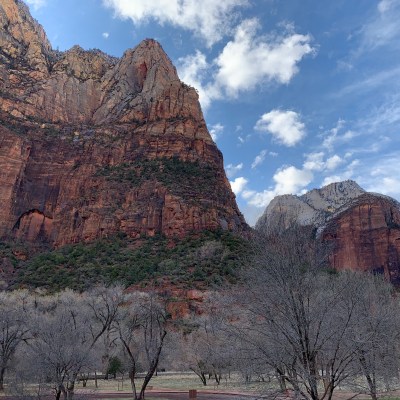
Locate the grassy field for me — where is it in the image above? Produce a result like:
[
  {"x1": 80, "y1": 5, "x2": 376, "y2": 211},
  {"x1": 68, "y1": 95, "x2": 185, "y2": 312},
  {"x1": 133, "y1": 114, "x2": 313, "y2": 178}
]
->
[{"x1": 75, "y1": 371, "x2": 263, "y2": 394}]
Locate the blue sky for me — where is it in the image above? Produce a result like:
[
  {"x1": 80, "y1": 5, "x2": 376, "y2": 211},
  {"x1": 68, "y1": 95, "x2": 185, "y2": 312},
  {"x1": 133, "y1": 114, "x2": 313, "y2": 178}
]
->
[{"x1": 26, "y1": 0, "x2": 400, "y2": 225}]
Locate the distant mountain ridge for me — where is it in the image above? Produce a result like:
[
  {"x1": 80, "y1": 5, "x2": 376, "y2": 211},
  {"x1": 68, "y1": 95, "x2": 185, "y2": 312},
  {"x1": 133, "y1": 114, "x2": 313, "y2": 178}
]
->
[
  {"x1": 255, "y1": 180, "x2": 366, "y2": 233},
  {"x1": 256, "y1": 180, "x2": 400, "y2": 285}
]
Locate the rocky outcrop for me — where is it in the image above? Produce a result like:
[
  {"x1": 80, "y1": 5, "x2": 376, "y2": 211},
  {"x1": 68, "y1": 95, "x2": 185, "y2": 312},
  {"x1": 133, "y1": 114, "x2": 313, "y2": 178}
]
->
[
  {"x1": 255, "y1": 180, "x2": 365, "y2": 233},
  {"x1": 255, "y1": 181, "x2": 400, "y2": 285},
  {"x1": 0, "y1": 0, "x2": 247, "y2": 248},
  {"x1": 323, "y1": 194, "x2": 400, "y2": 284}
]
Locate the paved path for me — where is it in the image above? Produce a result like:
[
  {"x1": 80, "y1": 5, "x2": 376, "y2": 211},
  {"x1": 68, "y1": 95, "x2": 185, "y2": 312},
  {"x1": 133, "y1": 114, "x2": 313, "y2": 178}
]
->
[
  {"x1": 1, "y1": 388, "x2": 259, "y2": 400},
  {"x1": 79, "y1": 389, "x2": 259, "y2": 400}
]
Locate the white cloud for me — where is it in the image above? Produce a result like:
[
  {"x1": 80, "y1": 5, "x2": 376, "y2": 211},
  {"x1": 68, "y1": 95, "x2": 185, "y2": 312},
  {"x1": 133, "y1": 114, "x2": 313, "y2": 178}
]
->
[
  {"x1": 103, "y1": 0, "x2": 248, "y2": 46},
  {"x1": 334, "y1": 67, "x2": 400, "y2": 98},
  {"x1": 255, "y1": 109, "x2": 306, "y2": 147},
  {"x1": 251, "y1": 149, "x2": 267, "y2": 169},
  {"x1": 325, "y1": 155, "x2": 344, "y2": 170},
  {"x1": 240, "y1": 165, "x2": 313, "y2": 208},
  {"x1": 359, "y1": 151, "x2": 400, "y2": 200},
  {"x1": 177, "y1": 51, "x2": 217, "y2": 110},
  {"x1": 230, "y1": 177, "x2": 248, "y2": 195},
  {"x1": 177, "y1": 20, "x2": 314, "y2": 109},
  {"x1": 303, "y1": 152, "x2": 325, "y2": 171},
  {"x1": 102, "y1": 32, "x2": 110, "y2": 39},
  {"x1": 322, "y1": 175, "x2": 342, "y2": 187},
  {"x1": 304, "y1": 152, "x2": 344, "y2": 172},
  {"x1": 225, "y1": 163, "x2": 243, "y2": 178},
  {"x1": 358, "y1": 0, "x2": 400, "y2": 52},
  {"x1": 209, "y1": 123, "x2": 224, "y2": 141},
  {"x1": 214, "y1": 19, "x2": 315, "y2": 96},
  {"x1": 26, "y1": 0, "x2": 46, "y2": 10},
  {"x1": 321, "y1": 119, "x2": 362, "y2": 152},
  {"x1": 321, "y1": 159, "x2": 360, "y2": 187}
]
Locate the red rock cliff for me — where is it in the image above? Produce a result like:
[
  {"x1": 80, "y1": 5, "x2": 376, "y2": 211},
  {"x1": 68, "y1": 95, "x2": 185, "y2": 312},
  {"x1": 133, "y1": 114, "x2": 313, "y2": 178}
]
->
[
  {"x1": 323, "y1": 194, "x2": 400, "y2": 284},
  {"x1": 0, "y1": 0, "x2": 247, "y2": 247},
  {"x1": 256, "y1": 182, "x2": 400, "y2": 285}
]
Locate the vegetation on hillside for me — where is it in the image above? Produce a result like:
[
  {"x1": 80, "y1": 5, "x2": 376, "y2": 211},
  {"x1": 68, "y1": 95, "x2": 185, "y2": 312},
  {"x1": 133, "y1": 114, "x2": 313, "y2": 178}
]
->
[
  {"x1": 96, "y1": 157, "x2": 228, "y2": 202},
  {"x1": 8, "y1": 230, "x2": 248, "y2": 291}
]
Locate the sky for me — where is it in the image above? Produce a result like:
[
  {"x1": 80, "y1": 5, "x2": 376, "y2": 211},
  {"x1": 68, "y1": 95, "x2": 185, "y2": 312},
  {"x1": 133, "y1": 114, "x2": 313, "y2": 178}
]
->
[{"x1": 26, "y1": 0, "x2": 400, "y2": 225}]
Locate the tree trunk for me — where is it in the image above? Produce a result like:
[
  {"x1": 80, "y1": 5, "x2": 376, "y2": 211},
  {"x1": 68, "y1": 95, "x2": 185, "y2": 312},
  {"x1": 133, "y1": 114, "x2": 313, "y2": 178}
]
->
[
  {"x1": 138, "y1": 330, "x2": 167, "y2": 400},
  {"x1": 359, "y1": 352, "x2": 378, "y2": 400},
  {"x1": 190, "y1": 369, "x2": 207, "y2": 386},
  {"x1": 0, "y1": 367, "x2": 5, "y2": 391},
  {"x1": 276, "y1": 369, "x2": 287, "y2": 392},
  {"x1": 66, "y1": 377, "x2": 76, "y2": 400},
  {"x1": 129, "y1": 368, "x2": 138, "y2": 400}
]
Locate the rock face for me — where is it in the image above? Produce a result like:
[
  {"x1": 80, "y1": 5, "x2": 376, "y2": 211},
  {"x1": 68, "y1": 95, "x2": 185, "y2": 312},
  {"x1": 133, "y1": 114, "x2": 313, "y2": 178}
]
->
[
  {"x1": 323, "y1": 194, "x2": 400, "y2": 284},
  {"x1": 0, "y1": 0, "x2": 247, "y2": 248},
  {"x1": 256, "y1": 181, "x2": 400, "y2": 284},
  {"x1": 255, "y1": 180, "x2": 365, "y2": 233}
]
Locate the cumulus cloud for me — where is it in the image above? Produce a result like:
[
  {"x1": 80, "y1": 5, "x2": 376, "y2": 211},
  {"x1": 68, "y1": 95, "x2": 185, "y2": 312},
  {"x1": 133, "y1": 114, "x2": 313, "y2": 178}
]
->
[
  {"x1": 225, "y1": 163, "x2": 243, "y2": 178},
  {"x1": 303, "y1": 152, "x2": 325, "y2": 171},
  {"x1": 303, "y1": 152, "x2": 344, "y2": 172},
  {"x1": 322, "y1": 175, "x2": 342, "y2": 187},
  {"x1": 325, "y1": 155, "x2": 344, "y2": 170},
  {"x1": 177, "y1": 51, "x2": 218, "y2": 110},
  {"x1": 251, "y1": 149, "x2": 267, "y2": 169},
  {"x1": 230, "y1": 177, "x2": 248, "y2": 195},
  {"x1": 255, "y1": 109, "x2": 306, "y2": 147},
  {"x1": 26, "y1": 0, "x2": 46, "y2": 10},
  {"x1": 209, "y1": 123, "x2": 224, "y2": 141},
  {"x1": 102, "y1": 32, "x2": 110, "y2": 39},
  {"x1": 102, "y1": 0, "x2": 248, "y2": 46},
  {"x1": 177, "y1": 20, "x2": 314, "y2": 109},
  {"x1": 321, "y1": 159, "x2": 361, "y2": 187},
  {"x1": 240, "y1": 165, "x2": 313, "y2": 208},
  {"x1": 214, "y1": 19, "x2": 314, "y2": 96}
]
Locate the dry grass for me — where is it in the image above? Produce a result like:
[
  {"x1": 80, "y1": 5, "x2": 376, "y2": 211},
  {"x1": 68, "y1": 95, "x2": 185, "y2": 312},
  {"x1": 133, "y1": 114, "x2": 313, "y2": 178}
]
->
[{"x1": 75, "y1": 371, "x2": 263, "y2": 394}]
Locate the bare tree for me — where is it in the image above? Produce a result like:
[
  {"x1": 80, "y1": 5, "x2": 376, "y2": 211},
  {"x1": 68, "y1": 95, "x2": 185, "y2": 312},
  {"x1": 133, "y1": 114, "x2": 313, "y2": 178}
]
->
[
  {"x1": 223, "y1": 226, "x2": 400, "y2": 400},
  {"x1": 29, "y1": 286, "x2": 124, "y2": 400},
  {"x1": 114, "y1": 291, "x2": 168, "y2": 400},
  {"x1": 176, "y1": 314, "x2": 234, "y2": 386},
  {"x1": 346, "y1": 276, "x2": 400, "y2": 400},
  {"x1": 0, "y1": 290, "x2": 32, "y2": 391}
]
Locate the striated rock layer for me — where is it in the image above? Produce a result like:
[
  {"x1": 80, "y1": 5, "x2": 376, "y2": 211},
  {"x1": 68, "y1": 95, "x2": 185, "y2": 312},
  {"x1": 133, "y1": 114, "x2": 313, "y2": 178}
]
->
[
  {"x1": 256, "y1": 181, "x2": 400, "y2": 285},
  {"x1": 323, "y1": 193, "x2": 400, "y2": 284},
  {"x1": 0, "y1": 0, "x2": 247, "y2": 248}
]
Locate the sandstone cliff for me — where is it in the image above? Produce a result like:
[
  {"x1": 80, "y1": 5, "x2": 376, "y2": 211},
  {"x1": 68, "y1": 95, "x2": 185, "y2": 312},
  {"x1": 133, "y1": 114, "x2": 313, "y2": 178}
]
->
[
  {"x1": 323, "y1": 193, "x2": 400, "y2": 284},
  {"x1": 255, "y1": 181, "x2": 400, "y2": 285},
  {"x1": 0, "y1": 0, "x2": 247, "y2": 248}
]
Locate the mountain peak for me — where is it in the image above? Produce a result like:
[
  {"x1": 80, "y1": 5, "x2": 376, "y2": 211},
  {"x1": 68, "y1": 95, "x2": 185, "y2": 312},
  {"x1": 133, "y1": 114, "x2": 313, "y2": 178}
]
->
[
  {"x1": 0, "y1": 3, "x2": 204, "y2": 129},
  {"x1": 0, "y1": 0, "x2": 52, "y2": 72},
  {"x1": 255, "y1": 179, "x2": 366, "y2": 233},
  {"x1": 0, "y1": 0, "x2": 247, "y2": 249}
]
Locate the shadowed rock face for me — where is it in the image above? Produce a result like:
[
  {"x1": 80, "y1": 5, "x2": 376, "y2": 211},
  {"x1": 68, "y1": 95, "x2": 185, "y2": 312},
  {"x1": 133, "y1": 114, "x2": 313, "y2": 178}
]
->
[
  {"x1": 256, "y1": 181, "x2": 400, "y2": 285},
  {"x1": 323, "y1": 194, "x2": 400, "y2": 284},
  {"x1": 0, "y1": 0, "x2": 247, "y2": 247}
]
